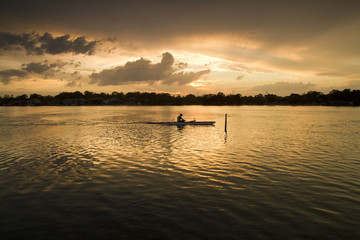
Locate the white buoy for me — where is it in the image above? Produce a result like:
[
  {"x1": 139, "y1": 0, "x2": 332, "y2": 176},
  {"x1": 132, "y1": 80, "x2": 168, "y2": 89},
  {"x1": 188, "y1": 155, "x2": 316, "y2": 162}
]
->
[{"x1": 225, "y1": 113, "x2": 228, "y2": 132}]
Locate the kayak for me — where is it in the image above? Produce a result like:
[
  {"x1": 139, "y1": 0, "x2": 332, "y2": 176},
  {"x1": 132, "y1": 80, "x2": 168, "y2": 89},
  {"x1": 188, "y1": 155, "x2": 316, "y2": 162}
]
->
[{"x1": 146, "y1": 121, "x2": 215, "y2": 126}]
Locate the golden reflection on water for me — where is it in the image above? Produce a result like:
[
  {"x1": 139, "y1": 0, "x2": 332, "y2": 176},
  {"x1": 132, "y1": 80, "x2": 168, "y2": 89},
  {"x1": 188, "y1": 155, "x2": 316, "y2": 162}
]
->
[
  {"x1": 2, "y1": 106, "x2": 359, "y2": 186},
  {"x1": 0, "y1": 106, "x2": 360, "y2": 239}
]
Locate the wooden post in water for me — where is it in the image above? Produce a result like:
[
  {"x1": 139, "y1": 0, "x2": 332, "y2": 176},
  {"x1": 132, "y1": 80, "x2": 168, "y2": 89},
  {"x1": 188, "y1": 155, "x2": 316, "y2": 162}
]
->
[{"x1": 225, "y1": 113, "x2": 228, "y2": 132}]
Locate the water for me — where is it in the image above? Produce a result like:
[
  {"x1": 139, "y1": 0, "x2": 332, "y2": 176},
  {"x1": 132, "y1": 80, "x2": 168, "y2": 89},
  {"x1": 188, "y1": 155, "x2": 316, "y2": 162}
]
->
[{"x1": 0, "y1": 106, "x2": 359, "y2": 240}]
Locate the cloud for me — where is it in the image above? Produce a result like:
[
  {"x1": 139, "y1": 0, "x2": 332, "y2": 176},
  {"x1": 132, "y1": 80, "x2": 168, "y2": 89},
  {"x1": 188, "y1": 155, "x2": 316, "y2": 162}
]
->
[
  {"x1": 162, "y1": 70, "x2": 211, "y2": 85},
  {"x1": 22, "y1": 62, "x2": 53, "y2": 74},
  {"x1": 66, "y1": 80, "x2": 81, "y2": 88},
  {"x1": 66, "y1": 71, "x2": 82, "y2": 87},
  {"x1": 89, "y1": 52, "x2": 210, "y2": 86},
  {"x1": 1, "y1": 1, "x2": 359, "y2": 94},
  {"x1": 316, "y1": 69, "x2": 360, "y2": 79},
  {"x1": 0, "y1": 69, "x2": 28, "y2": 84},
  {"x1": 251, "y1": 81, "x2": 316, "y2": 96},
  {"x1": 236, "y1": 75, "x2": 244, "y2": 80},
  {"x1": 176, "y1": 62, "x2": 188, "y2": 69},
  {"x1": 0, "y1": 60, "x2": 74, "y2": 84},
  {"x1": 22, "y1": 61, "x2": 68, "y2": 78},
  {"x1": 3, "y1": 1, "x2": 359, "y2": 42},
  {"x1": 0, "y1": 32, "x2": 97, "y2": 55},
  {"x1": 71, "y1": 71, "x2": 82, "y2": 80},
  {"x1": 316, "y1": 72, "x2": 345, "y2": 77},
  {"x1": 344, "y1": 80, "x2": 360, "y2": 90}
]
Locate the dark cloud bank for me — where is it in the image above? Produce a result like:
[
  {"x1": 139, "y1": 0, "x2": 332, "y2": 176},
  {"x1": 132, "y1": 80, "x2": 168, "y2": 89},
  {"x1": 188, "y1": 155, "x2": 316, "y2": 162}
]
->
[
  {"x1": 89, "y1": 52, "x2": 210, "y2": 86},
  {"x1": 2, "y1": 0, "x2": 359, "y2": 47},
  {"x1": 0, "y1": 32, "x2": 97, "y2": 55}
]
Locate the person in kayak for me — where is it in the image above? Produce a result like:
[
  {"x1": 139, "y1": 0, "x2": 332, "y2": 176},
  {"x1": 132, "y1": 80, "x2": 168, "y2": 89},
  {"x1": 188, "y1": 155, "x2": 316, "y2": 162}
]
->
[{"x1": 177, "y1": 113, "x2": 185, "y2": 122}]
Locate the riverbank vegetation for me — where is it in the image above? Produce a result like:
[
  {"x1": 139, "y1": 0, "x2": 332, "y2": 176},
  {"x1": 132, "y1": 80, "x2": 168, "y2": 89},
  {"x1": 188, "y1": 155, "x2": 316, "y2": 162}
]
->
[{"x1": 1, "y1": 89, "x2": 359, "y2": 106}]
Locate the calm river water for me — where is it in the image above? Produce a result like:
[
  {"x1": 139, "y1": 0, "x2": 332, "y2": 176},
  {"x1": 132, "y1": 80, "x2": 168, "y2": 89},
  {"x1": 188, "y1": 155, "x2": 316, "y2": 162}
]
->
[{"x1": 0, "y1": 106, "x2": 359, "y2": 239}]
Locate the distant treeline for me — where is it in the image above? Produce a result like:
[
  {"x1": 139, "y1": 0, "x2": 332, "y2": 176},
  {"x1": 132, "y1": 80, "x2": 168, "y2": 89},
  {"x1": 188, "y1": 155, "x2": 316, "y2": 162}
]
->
[{"x1": 1, "y1": 89, "x2": 359, "y2": 106}]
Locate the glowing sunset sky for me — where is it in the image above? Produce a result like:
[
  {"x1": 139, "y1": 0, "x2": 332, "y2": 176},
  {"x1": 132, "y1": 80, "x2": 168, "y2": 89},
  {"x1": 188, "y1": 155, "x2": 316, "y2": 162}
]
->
[{"x1": 1, "y1": 0, "x2": 359, "y2": 96}]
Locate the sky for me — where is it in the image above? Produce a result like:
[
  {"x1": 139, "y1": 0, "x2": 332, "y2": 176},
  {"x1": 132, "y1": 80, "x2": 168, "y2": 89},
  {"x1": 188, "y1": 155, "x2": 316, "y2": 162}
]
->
[{"x1": 1, "y1": 0, "x2": 360, "y2": 96}]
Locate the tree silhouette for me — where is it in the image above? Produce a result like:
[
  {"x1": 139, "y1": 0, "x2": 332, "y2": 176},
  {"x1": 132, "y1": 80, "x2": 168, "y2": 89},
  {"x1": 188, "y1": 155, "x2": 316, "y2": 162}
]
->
[{"x1": 1, "y1": 89, "x2": 359, "y2": 106}]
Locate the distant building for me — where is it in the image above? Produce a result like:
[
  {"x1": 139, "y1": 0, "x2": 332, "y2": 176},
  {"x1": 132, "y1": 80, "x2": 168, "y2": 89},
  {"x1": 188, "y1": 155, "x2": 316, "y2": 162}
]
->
[
  {"x1": 62, "y1": 98, "x2": 86, "y2": 105},
  {"x1": 327, "y1": 100, "x2": 353, "y2": 106}
]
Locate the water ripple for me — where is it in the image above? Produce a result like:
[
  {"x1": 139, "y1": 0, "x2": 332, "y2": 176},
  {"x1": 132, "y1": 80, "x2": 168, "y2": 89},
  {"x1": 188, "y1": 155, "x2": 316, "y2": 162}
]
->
[{"x1": 1, "y1": 106, "x2": 360, "y2": 239}]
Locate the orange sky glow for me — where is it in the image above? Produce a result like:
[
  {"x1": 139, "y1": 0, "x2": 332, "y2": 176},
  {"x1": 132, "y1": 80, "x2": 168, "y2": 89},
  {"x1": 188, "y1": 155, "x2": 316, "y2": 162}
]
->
[{"x1": 1, "y1": 0, "x2": 359, "y2": 96}]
